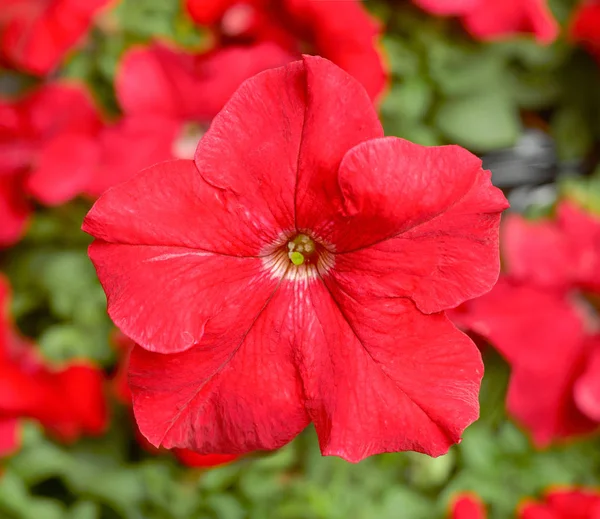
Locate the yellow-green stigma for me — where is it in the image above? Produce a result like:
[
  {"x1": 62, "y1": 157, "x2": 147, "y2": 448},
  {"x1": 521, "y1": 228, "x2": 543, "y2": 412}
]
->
[{"x1": 287, "y1": 234, "x2": 316, "y2": 266}]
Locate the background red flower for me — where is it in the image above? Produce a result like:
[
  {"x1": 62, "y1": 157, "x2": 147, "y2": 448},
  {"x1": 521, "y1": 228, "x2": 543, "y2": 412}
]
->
[
  {"x1": 185, "y1": 0, "x2": 387, "y2": 100},
  {"x1": 0, "y1": 0, "x2": 110, "y2": 75},
  {"x1": 0, "y1": 82, "x2": 102, "y2": 246},
  {"x1": 0, "y1": 274, "x2": 108, "y2": 456},
  {"x1": 413, "y1": 0, "x2": 559, "y2": 43}
]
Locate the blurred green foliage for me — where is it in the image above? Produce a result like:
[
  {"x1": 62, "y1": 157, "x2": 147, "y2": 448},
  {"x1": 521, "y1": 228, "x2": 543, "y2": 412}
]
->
[{"x1": 2, "y1": 0, "x2": 600, "y2": 518}]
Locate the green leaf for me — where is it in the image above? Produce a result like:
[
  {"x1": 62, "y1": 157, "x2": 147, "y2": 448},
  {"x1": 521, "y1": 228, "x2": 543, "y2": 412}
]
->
[
  {"x1": 551, "y1": 106, "x2": 593, "y2": 160},
  {"x1": 435, "y1": 91, "x2": 521, "y2": 151}
]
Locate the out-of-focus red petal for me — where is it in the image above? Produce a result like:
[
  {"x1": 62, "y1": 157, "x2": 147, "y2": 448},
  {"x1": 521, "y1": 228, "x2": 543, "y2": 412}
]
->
[
  {"x1": 1, "y1": 0, "x2": 110, "y2": 75},
  {"x1": 173, "y1": 449, "x2": 239, "y2": 468},
  {"x1": 463, "y1": 0, "x2": 559, "y2": 44},
  {"x1": 451, "y1": 494, "x2": 487, "y2": 519},
  {"x1": 117, "y1": 43, "x2": 293, "y2": 122},
  {"x1": 520, "y1": 489, "x2": 600, "y2": 519},
  {"x1": 502, "y1": 214, "x2": 572, "y2": 288},
  {"x1": 0, "y1": 418, "x2": 19, "y2": 457},
  {"x1": 0, "y1": 175, "x2": 30, "y2": 247},
  {"x1": 87, "y1": 115, "x2": 179, "y2": 197},
  {"x1": 459, "y1": 278, "x2": 598, "y2": 444},
  {"x1": 571, "y1": 2, "x2": 600, "y2": 61},
  {"x1": 556, "y1": 203, "x2": 600, "y2": 294},
  {"x1": 294, "y1": 278, "x2": 482, "y2": 462},
  {"x1": 328, "y1": 138, "x2": 507, "y2": 313},
  {"x1": 413, "y1": 0, "x2": 481, "y2": 16},
  {"x1": 574, "y1": 338, "x2": 600, "y2": 422},
  {"x1": 129, "y1": 281, "x2": 310, "y2": 453},
  {"x1": 26, "y1": 133, "x2": 99, "y2": 205},
  {"x1": 185, "y1": 0, "x2": 240, "y2": 25},
  {"x1": 24, "y1": 82, "x2": 102, "y2": 137},
  {"x1": 48, "y1": 363, "x2": 108, "y2": 439},
  {"x1": 284, "y1": 0, "x2": 387, "y2": 101}
]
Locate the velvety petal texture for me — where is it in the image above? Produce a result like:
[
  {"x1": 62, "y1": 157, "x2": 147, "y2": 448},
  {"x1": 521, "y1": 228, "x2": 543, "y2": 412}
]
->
[{"x1": 85, "y1": 56, "x2": 507, "y2": 461}]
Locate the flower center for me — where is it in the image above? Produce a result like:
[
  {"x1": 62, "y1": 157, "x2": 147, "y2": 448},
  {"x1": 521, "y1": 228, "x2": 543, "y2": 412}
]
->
[
  {"x1": 262, "y1": 232, "x2": 334, "y2": 281},
  {"x1": 287, "y1": 234, "x2": 316, "y2": 265}
]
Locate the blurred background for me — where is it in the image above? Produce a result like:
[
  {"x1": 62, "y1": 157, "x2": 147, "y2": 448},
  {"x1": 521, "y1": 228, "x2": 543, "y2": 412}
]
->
[{"x1": 2, "y1": 0, "x2": 600, "y2": 518}]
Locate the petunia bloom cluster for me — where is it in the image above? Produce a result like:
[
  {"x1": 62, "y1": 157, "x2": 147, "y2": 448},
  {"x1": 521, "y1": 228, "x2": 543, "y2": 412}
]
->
[
  {"x1": 453, "y1": 203, "x2": 600, "y2": 446},
  {"x1": 413, "y1": 0, "x2": 559, "y2": 43},
  {"x1": 0, "y1": 275, "x2": 107, "y2": 456},
  {"x1": 84, "y1": 56, "x2": 508, "y2": 463},
  {"x1": 450, "y1": 488, "x2": 600, "y2": 519}
]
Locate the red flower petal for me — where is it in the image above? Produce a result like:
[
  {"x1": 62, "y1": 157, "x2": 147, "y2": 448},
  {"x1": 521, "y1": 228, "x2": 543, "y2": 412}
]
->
[
  {"x1": 173, "y1": 449, "x2": 239, "y2": 467},
  {"x1": 328, "y1": 138, "x2": 507, "y2": 312},
  {"x1": 0, "y1": 418, "x2": 19, "y2": 457},
  {"x1": 284, "y1": 0, "x2": 387, "y2": 101},
  {"x1": 117, "y1": 43, "x2": 293, "y2": 122},
  {"x1": 414, "y1": 0, "x2": 558, "y2": 44},
  {"x1": 293, "y1": 56, "x2": 383, "y2": 234},
  {"x1": 185, "y1": 0, "x2": 239, "y2": 25},
  {"x1": 459, "y1": 278, "x2": 598, "y2": 444},
  {"x1": 520, "y1": 489, "x2": 600, "y2": 519},
  {"x1": 451, "y1": 494, "x2": 487, "y2": 519},
  {"x1": 1, "y1": 0, "x2": 110, "y2": 75},
  {"x1": 502, "y1": 213, "x2": 573, "y2": 289},
  {"x1": 556, "y1": 203, "x2": 600, "y2": 294},
  {"x1": 571, "y1": 2, "x2": 600, "y2": 62},
  {"x1": 0, "y1": 174, "x2": 29, "y2": 247},
  {"x1": 0, "y1": 275, "x2": 108, "y2": 444},
  {"x1": 293, "y1": 279, "x2": 482, "y2": 462},
  {"x1": 26, "y1": 133, "x2": 99, "y2": 205},
  {"x1": 87, "y1": 115, "x2": 179, "y2": 197},
  {"x1": 129, "y1": 283, "x2": 310, "y2": 453},
  {"x1": 413, "y1": 0, "x2": 481, "y2": 16},
  {"x1": 574, "y1": 338, "x2": 600, "y2": 422}
]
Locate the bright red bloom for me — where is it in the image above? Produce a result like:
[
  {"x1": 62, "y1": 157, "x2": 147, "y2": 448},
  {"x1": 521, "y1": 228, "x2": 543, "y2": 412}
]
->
[
  {"x1": 83, "y1": 56, "x2": 507, "y2": 462},
  {"x1": 90, "y1": 42, "x2": 292, "y2": 195},
  {"x1": 413, "y1": 0, "x2": 559, "y2": 43},
  {"x1": 0, "y1": 82, "x2": 102, "y2": 246},
  {"x1": 0, "y1": 0, "x2": 110, "y2": 75},
  {"x1": 520, "y1": 489, "x2": 600, "y2": 519},
  {"x1": 571, "y1": 2, "x2": 600, "y2": 63},
  {"x1": 111, "y1": 332, "x2": 239, "y2": 468},
  {"x1": 0, "y1": 274, "x2": 107, "y2": 456},
  {"x1": 453, "y1": 204, "x2": 600, "y2": 445},
  {"x1": 185, "y1": 0, "x2": 387, "y2": 101},
  {"x1": 451, "y1": 494, "x2": 487, "y2": 519}
]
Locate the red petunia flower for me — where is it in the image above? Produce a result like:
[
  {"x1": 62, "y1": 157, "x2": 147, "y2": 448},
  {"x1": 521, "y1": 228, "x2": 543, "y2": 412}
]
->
[
  {"x1": 111, "y1": 331, "x2": 239, "y2": 468},
  {"x1": 451, "y1": 494, "x2": 487, "y2": 519},
  {"x1": 452, "y1": 204, "x2": 600, "y2": 445},
  {"x1": 185, "y1": 0, "x2": 387, "y2": 101},
  {"x1": 0, "y1": 0, "x2": 110, "y2": 75},
  {"x1": 83, "y1": 56, "x2": 508, "y2": 462},
  {"x1": 0, "y1": 274, "x2": 108, "y2": 456},
  {"x1": 572, "y1": 1, "x2": 600, "y2": 61},
  {"x1": 413, "y1": 0, "x2": 559, "y2": 43},
  {"x1": 0, "y1": 82, "x2": 102, "y2": 246},
  {"x1": 520, "y1": 488, "x2": 600, "y2": 519},
  {"x1": 89, "y1": 42, "x2": 293, "y2": 195}
]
